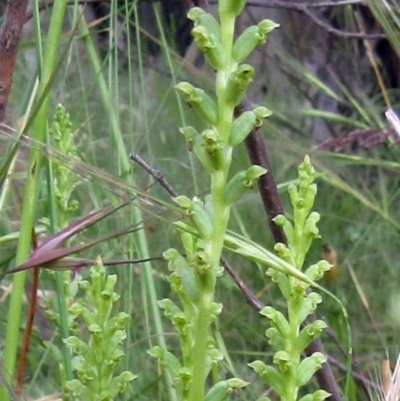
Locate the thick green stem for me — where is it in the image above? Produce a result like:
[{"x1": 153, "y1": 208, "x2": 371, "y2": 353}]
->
[
  {"x1": 189, "y1": 287, "x2": 215, "y2": 401},
  {"x1": 188, "y1": 9, "x2": 238, "y2": 400},
  {"x1": 283, "y1": 278, "x2": 302, "y2": 401},
  {"x1": 0, "y1": 2, "x2": 68, "y2": 400}
]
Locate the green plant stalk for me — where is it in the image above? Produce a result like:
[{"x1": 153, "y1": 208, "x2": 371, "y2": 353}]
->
[
  {"x1": 46, "y1": 103, "x2": 83, "y2": 395},
  {"x1": 188, "y1": 7, "x2": 236, "y2": 400},
  {"x1": 78, "y1": 11, "x2": 177, "y2": 401},
  {"x1": 0, "y1": 2, "x2": 68, "y2": 400},
  {"x1": 121, "y1": 7, "x2": 137, "y2": 398},
  {"x1": 283, "y1": 278, "x2": 303, "y2": 401},
  {"x1": 45, "y1": 151, "x2": 74, "y2": 396}
]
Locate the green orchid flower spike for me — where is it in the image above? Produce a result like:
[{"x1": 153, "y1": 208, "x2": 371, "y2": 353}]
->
[
  {"x1": 65, "y1": 258, "x2": 137, "y2": 400},
  {"x1": 150, "y1": 2, "x2": 278, "y2": 401},
  {"x1": 248, "y1": 156, "x2": 334, "y2": 401}
]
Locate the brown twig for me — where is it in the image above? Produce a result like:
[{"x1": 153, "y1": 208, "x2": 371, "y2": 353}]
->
[
  {"x1": 220, "y1": 258, "x2": 263, "y2": 311},
  {"x1": 0, "y1": 0, "x2": 29, "y2": 123},
  {"x1": 327, "y1": 355, "x2": 380, "y2": 396},
  {"x1": 300, "y1": 6, "x2": 386, "y2": 40},
  {"x1": 236, "y1": 99, "x2": 287, "y2": 245},
  {"x1": 212, "y1": 0, "x2": 386, "y2": 39},
  {"x1": 130, "y1": 152, "x2": 178, "y2": 197},
  {"x1": 324, "y1": 325, "x2": 372, "y2": 401}
]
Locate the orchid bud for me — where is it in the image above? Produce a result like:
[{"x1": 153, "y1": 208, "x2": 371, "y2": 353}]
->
[
  {"x1": 192, "y1": 25, "x2": 226, "y2": 70},
  {"x1": 233, "y1": 20, "x2": 280, "y2": 62},
  {"x1": 225, "y1": 64, "x2": 255, "y2": 106},
  {"x1": 248, "y1": 361, "x2": 284, "y2": 396},
  {"x1": 205, "y1": 378, "x2": 248, "y2": 401},
  {"x1": 175, "y1": 82, "x2": 218, "y2": 125},
  {"x1": 295, "y1": 320, "x2": 327, "y2": 352},
  {"x1": 260, "y1": 306, "x2": 290, "y2": 338},
  {"x1": 273, "y1": 351, "x2": 291, "y2": 372},
  {"x1": 224, "y1": 166, "x2": 266, "y2": 205},
  {"x1": 295, "y1": 353, "x2": 326, "y2": 387},
  {"x1": 229, "y1": 111, "x2": 256, "y2": 146},
  {"x1": 179, "y1": 126, "x2": 199, "y2": 151},
  {"x1": 245, "y1": 165, "x2": 267, "y2": 186},
  {"x1": 191, "y1": 198, "x2": 214, "y2": 240},
  {"x1": 299, "y1": 390, "x2": 331, "y2": 401},
  {"x1": 188, "y1": 8, "x2": 221, "y2": 40}
]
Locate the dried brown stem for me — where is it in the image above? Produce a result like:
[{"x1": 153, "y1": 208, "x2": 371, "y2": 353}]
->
[
  {"x1": 0, "y1": 0, "x2": 29, "y2": 122},
  {"x1": 215, "y1": 0, "x2": 386, "y2": 39},
  {"x1": 235, "y1": 99, "x2": 287, "y2": 245}
]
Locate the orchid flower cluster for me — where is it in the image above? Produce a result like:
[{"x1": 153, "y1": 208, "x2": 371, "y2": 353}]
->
[
  {"x1": 65, "y1": 258, "x2": 136, "y2": 401},
  {"x1": 249, "y1": 156, "x2": 332, "y2": 401},
  {"x1": 149, "y1": 2, "x2": 280, "y2": 401}
]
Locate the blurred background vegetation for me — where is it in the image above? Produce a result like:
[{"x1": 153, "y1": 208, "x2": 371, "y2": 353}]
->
[{"x1": 1, "y1": 0, "x2": 400, "y2": 399}]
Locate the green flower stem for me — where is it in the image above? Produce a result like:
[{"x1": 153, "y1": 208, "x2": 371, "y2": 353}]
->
[
  {"x1": 171, "y1": 5, "x2": 275, "y2": 400},
  {"x1": 210, "y1": 172, "x2": 230, "y2": 262},
  {"x1": 45, "y1": 159, "x2": 74, "y2": 396},
  {"x1": 284, "y1": 282, "x2": 303, "y2": 401},
  {"x1": 189, "y1": 290, "x2": 214, "y2": 400},
  {"x1": 189, "y1": 9, "x2": 237, "y2": 401},
  {"x1": 190, "y1": 178, "x2": 232, "y2": 400}
]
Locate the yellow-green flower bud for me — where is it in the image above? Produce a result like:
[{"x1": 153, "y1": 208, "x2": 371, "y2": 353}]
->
[
  {"x1": 299, "y1": 390, "x2": 331, "y2": 401},
  {"x1": 266, "y1": 327, "x2": 285, "y2": 350},
  {"x1": 180, "y1": 266, "x2": 201, "y2": 304},
  {"x1": 190, "y1": 198, "x2": 213, "y2": 240},
  {"x1": 224, "y1": 170, "x2": 247, "y2": 204},
  {"x1": 267, "y1": 269, "x2": 292, "y2": 300},
  {"x1": 305, "y1": 260, "x2": 331, "y2": 282},
  {"x1": 173, "y1": 195, "x2": 193, "y2": 209},
  {"x1": 260, "y1": 306, "x2": 291, "y2": 338},
  {"x1": 229, "y1": 107, "x2": 271, "y2": 146},
  {"x1": 229, "y1": 110, "x2": 256, "y2": 146},
  {"x1": 273, "y1": 350, "x2": 291, "y2": 372},
  {"x1": 245, "y1": 165, "x2": 267, "y2": 187},
  {"x1": 298, "y1": 292, "x2": 322, "y2": 323},
  {"x1": 295, "y1": 353, "x2": 326, "y2": 387},
  {"x1": 205, "y1": 378, "x2": 248, "y2": 401},
  {"x1": 192, "y1": 25, "x2": 226, "y2": 70},
  {"x1": 248, "y1": 361, "x2": 284, "y2": 395},
  {"x1": 225, "y1": 64, "x2": 255, "y2": 106},
  {"x1": 254, "y1": 106, "x2": 272, "y2": 126},
  {"x1": 295, "y1": 320, "x2": 327, "y2": 352},
  {"x1": 180, "y1": 231, "x2": 195, "y2": 260},
  {"x1": 148, "y1": 346, "x2": 183, "y2": 379},
  {"x1": 175, "y1": 82, "x2": 218, "y2": 125},
  {"x1": 201, "y1": 129, "x2": 225, "y2": 171},
  {"x1": 179, "y1": 127, "x2": 215, "y2": 172},
  {"x1": 224, "y1": 165, "x2": 266, "y2": 205},
  {"x1": 179, "y1": 126, "x2": 199, "y2": 151},
  {"x1": 188, "y1": 8, "x2": 221, "y2": 40},
  {"x1": 304, "y1": 212, "x2": 320, "y2": 238},
  {"x1": 205, "y1": 381, "x2": 230, "y2": 401},
  {"x1": 202, "y1": 129, "x2": 223, "y2": 155},
  {"x1": 233, "y1": 20, "x2": 280, "y2": 63}
]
